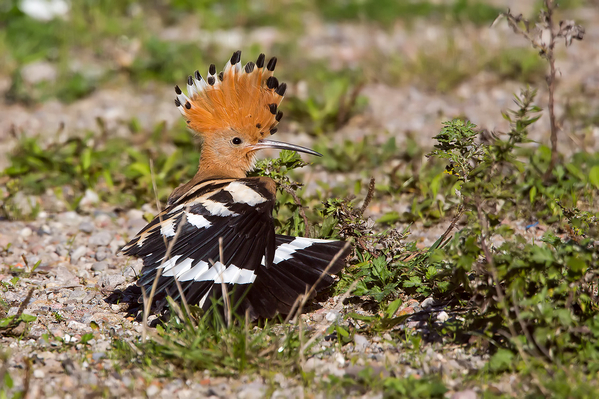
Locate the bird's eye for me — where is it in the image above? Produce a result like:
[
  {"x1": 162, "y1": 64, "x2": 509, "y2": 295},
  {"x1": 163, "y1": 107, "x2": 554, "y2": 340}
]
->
[{"x1": 232, "y1": 137, "x2": 242, "y2": 145}]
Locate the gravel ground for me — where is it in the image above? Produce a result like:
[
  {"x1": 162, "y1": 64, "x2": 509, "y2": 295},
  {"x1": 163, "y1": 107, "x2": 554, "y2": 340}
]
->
[
  {"x1": 2, "y1": 3, "x2": 599, "y2": 397},
  {"x1": 0, "y1": 195, "x2": 551, "y2": 397}
]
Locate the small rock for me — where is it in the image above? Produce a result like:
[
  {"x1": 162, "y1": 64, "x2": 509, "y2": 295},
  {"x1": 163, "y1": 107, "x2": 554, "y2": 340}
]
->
[
  {"x1": 89, "y1": 231, "x2": 112, "y2": 246},
  {"x1": 353, "y1": 334, "x2": 369, "y2": 351},
  {"x1": 399, "y1": 306, "x2": 415, "y2": 316},
  {"x1": 20, "y1": 227, "x2": 33, "y2": 238},
  {"x1": 78, "y1": 221, "x2": 95, "y2": 234},
  {"x1": 54, "y1": 266, "x2": 77, "y2": 283},
  {"x1": 325, "y1": 311, "x2": 340, "y2": 322},
  {"x1": 70, "y1": 246, "x2": 87, "y2": 263},
  {"x1": 67, "y1": 320, "x2": 90, "y2": 332},
  {"x1": 21, "y1": 60, "x2": 59, "y2": 83},
  {"x1": 69, "y1": 289, "x2": 87, "y2": 302},
  {"x1": 92, "y1": 352, "x2": 106, "y2": 361},
  {"x1": 237, "y1": 381, "x2": 266, "y2": 399},
  {"x1": 437, "y1": 311, "x2": 449, "y2": 322},
  {"x1": 102, "y1": 274, "x2": 126, "y2": 288},
  {"x1": 79, "y1": 189, "x2": 100, "y2": 209},
  {"x1": 55, "y1": 244, "x2": 69, "y2": 257},
  {"x1": 92, "y1": 262, "x2": 108, "y2": 272},
  {"x1": 33, "y1": 369, "x2": 45, "y2": 379},
  {"x1": 126, "y1": 209, "x2": 144, "y2": 221},
  {"x1": 146, "y1": 384, "x2": 160, "y2": 397},
  {"x1": 421, "y1": 297, "x2": 435, "y2": 309},
  {"x1": 312, "y1": 312, "x2": 325, "y2": 322},
  {"x1": 61, "y1": 211, "x2": 82, "y2": 226},
  {"x1": 95, "y1": 247, "x2": 110, "y2": 261},
  {"x1": 38, "y1": 224, "x2": 52, "y2": 235},
  {"x1": 451, "y1": 389, "x2": 477, "y2": 399},
  {"x1": 11, "y1": 192, "x2": 39, "y2": 216},
  {"x1": 303, "y1": 357, "x2": 322, "y2": 372}
]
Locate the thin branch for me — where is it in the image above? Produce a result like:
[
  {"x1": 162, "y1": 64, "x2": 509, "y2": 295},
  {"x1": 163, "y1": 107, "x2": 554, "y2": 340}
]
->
[{"x1": 359, "y1": 177, "x2": 376, "y2": 216}]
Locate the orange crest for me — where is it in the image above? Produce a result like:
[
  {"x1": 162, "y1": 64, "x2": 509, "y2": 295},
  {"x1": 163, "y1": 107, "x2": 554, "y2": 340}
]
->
[{"x1": 174, "y1": 51, "x2": 285, "y2": 139}]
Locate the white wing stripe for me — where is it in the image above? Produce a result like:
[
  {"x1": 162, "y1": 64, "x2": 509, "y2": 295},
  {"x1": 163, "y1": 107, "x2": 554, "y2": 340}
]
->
[
  {"x1": 162, "y1": 257, "x2": 193, "y2": 277},
  {"x1": 185, "y1": 262, "x2": 256, "y2": 284},
  {"x1": 225, "y1": 181, "x2": 266, "y2": 206},
  {"x1": 159, "y1": 255, "x2": 182, "y2": 274},
  {"x1": 186, "y1": 212, "x2": 211, "y2": 229},
  {"x1": 238, "y1": 268, "x2": 257, "y2": 284},
  {"x1": 178, "y1": 260, "x2": 210, "y2": 281},
  {"x1": 199, "y1": 290, "x2": 211, "y2": 308},
  {"x1": 160, "y1": 218, "x2": 176, "y2": 237},
  {"x1": 272, "y1": 237, "x2": 336, "y2": 264},
  {"x1": 203, "y1": 199, "x2": 239, "y2": 216}
]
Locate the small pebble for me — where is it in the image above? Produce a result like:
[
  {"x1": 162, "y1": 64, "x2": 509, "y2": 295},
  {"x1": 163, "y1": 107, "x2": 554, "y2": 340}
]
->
[
  {"x1": 421, "y1": 297, "x2": 435, "y2": 308},
  {"x1": 92, "y1": 261, "x2": 108, "y2": 272},
  {"x1": 353, "y1": 334, "x2": 369, "y2": 351},
  {"x1": 451, "y1": 390, "x2": 477, "y2": 399},
  {"x1": 70, "y1": 246, "x2": 88, "y2": 263},
  {"x1": 325, "y1": 311, "x2": 340, "y2": 322},
  {"x1": 89, "y1": 231, "x2": 112, "y2": 246},
  {"x1": 78, "y1": 221, "x2": 95, "y2": 233},
  {"x1": 20, "y1": 227, "x2": 33, "y2": 237},
  {"x1": 437, "y1": 311, "x2": 449, "y2": 322},
  {"x1": 95, "y1": 247, "x2": 110, "y2": 261},
  {"x1": 146, "y1": 385, "x2": 160, "y2": 397}
]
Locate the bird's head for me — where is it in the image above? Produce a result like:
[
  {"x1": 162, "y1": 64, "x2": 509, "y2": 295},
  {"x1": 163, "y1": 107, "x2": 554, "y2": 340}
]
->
[{"x1": 175, "y1": 51, "x2": 320, "y2": 179}]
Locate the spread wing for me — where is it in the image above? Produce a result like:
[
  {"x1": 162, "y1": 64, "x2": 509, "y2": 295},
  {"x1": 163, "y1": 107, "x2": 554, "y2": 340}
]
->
[{"x1": 122, "y1": 177, "x2": 276, "y2": 311}]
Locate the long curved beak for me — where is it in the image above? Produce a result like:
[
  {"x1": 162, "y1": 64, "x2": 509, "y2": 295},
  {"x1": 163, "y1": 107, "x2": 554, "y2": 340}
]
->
[{"x1": 252, "y1": 139, "x2": 322, "y2": 157}]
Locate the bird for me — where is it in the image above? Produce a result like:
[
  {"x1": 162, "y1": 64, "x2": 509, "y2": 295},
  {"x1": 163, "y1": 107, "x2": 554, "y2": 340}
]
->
[{"x1": 121, "y1": 50, "x2": 351, "y2": 319}]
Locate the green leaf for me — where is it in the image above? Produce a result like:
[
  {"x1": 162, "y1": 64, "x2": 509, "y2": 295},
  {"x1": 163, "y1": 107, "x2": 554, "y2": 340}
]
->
[
  {"x1": 589, "y1": 165, "x2": 599, "y2": 189},
  {"x1": 81, "y1": 332, "x2": 94, "y2": 344},
  {"x1": 385, "y1": 298, "x2": 403, "y2": 318},
  {"x1": 529, "y1": 185, "x2": 537, "y2": 205},
  {"x1": 81, "y1": 147, "x2": 92, "y2": 171},
  {"x1": 19, "y1": 314, "x2": 36, "y2": 322},
  {"x1": 377, "y1": 212, "x2": 400, "y2": 224},
  {"x1": 489, "y1": 348, "x2": 515, "y2": 371},
  {"x1": 0, "y1": 316, "x2": 15, "y2": 328},
  {"x1": 4, "y1": 371, "x2": 13, "y2": 388}
]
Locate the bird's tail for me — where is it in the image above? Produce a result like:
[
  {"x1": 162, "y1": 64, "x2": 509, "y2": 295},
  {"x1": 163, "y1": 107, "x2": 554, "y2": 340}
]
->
[{"x1": 241, "y1": 235, "x2": 351, "y2": 319}]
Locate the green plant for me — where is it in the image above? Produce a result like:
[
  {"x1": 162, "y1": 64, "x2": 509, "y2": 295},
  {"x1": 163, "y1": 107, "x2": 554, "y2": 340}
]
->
[{"x1": 285, "y1": 74, "x2": 367, "y2": 136}]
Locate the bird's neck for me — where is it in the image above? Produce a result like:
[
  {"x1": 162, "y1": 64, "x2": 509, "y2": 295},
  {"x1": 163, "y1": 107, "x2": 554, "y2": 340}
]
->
[
  {"x1": 167, "y1": 146, "x2": 247, "y2": 205},
  {"x1": 195, "y1": 146, "x2": 247, "y2": 181}
]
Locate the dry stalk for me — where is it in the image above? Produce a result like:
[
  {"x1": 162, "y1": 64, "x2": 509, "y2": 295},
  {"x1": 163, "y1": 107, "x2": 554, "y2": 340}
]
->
[
  {"x1": 495, "y1": 2, "x2": 584, "y2": 179},
  {"x1": 218, "y1": 237, "x2": 232, "y2": 328},
  {"x1": 359, "y1": 177, "x2": 376, "y2": 217},
  {"x1": 142, "y1": 160, "x2": 189, "y2": 341}
]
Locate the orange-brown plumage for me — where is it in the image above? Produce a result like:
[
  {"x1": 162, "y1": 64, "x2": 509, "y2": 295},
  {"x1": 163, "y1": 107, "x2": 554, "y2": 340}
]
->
[{"x1": 178, "y1": 51, "x2": 284, "y2": 140}]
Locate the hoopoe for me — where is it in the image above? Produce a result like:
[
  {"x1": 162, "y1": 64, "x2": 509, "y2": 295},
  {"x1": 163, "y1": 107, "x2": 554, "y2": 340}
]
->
[{"x1": 122, "y1": 51, "x2": 350, "y2": 319}]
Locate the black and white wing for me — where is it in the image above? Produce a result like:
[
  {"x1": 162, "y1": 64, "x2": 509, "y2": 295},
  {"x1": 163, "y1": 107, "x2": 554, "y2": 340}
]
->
[
  {"x1": 122, "y1": 176, "x2": 351, "y2": 318},
  {"x1": 122, "y1": 177, "x2": 276, "y2": 312}
]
